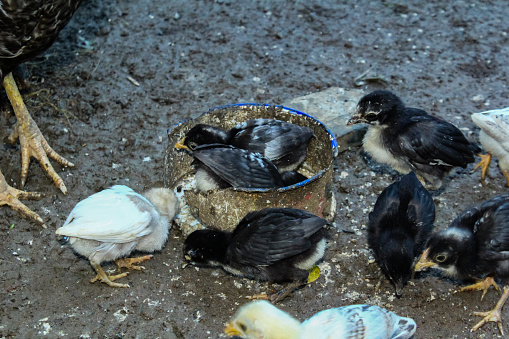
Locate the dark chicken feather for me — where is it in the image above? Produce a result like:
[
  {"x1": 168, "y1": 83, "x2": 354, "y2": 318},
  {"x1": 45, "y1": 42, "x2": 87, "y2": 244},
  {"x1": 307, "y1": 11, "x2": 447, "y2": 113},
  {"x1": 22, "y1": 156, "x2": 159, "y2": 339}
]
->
[
  {"x1": 191, "y1": 144, "x2": 285, "y2": 190},
  {"x1": 348, "y1": 90, "x2": 480, "y2": 190},
  {"x1": 183, "y1": 208, "x2": 329, "y2": 298},
  {"x1": 368, "y1": 172, "x2": 435, "y2": 296},
  {"x1": 416, "y1": 193, "x2": 509, "y2": 334},
  {"x1": 179, "y1": 119, "x2": 314, "y2": 171}
]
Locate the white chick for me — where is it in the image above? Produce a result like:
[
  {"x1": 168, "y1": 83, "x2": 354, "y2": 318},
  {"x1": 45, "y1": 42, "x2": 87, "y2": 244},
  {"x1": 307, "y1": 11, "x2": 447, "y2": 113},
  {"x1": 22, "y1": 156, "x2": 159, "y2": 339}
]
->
[
  {"x1": 224, "y1": 300, "x2": 416, "y2": 339},
  {"x1": 56, "y1": 185, "x2": 178, "y2": 287},
  {"x1": 471, "y1": 107, "x2": 509, "y2": 186}
]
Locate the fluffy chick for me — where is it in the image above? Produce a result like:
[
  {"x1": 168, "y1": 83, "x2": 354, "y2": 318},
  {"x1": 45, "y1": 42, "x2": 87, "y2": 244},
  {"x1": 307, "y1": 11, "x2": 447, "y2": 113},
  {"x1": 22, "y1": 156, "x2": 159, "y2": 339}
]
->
[
  {"x1": 224, "y1": 300, "x2": 417, "y2": 339},
  {"x1": 184, "y1": 208, "x2": 329, "y2": 302},
  {"x1": 368, "y1": 172, "x2": 435, "y2": 297},
  {"x1": 348, "y1": 90, "x2": 480, "y2": 190},
  {"x1": 471, "y1": 107, "x2": 509, "y2": 186},
  {"x1": 56, "y1": 185, "x2": 178, "y2": 287},
  {"x1": 415, "y1": 193, "x2": 509, "y2": 334},
  {"x1": 184, "y1": 144, "x2": 305, "y2": 191},
  {"x1": 176, "y1": 118, "x2": 314, "y2": 171}
]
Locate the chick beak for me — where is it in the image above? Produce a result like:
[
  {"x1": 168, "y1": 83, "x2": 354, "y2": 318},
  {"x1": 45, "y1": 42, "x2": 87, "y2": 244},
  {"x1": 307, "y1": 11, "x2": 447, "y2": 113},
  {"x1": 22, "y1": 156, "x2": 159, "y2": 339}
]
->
[
  {"x1": 347, "y1": 109, "x2": 367, "y2": 126},
  {"x1": 395, "y1": 283, "x2": 404, "y2": 298},
  {"x1": 224, "y1": 323, "x2": 242, "y2": 336},
  {"x1": 414, "y1": 249, "x2": 437, "y2": 272},
  {"x1": 174, "y1": 137, "x2": 189, "y2": 150}
]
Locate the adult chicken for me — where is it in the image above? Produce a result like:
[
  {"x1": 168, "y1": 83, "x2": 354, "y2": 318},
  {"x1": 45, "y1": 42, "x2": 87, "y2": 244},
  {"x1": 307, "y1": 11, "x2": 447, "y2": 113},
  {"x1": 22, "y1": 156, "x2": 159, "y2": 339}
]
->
[{"x1": 0, "y1": 0, "x2": 82, "y2": 225}]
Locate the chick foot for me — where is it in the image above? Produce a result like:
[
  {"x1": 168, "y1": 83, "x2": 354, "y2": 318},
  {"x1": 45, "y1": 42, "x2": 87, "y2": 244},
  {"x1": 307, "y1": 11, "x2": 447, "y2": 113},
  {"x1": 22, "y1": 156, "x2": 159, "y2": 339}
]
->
[
  {"x1": 471, "y1": 286, "x2": 509, "y2": 335},
  {"x1": 247, "y1": 266, "x2": 320, "y2": 304},
  {"x1": 3, "y1": 72, "x2": 74, "y2": 193},
  {"x1": 0, "y1": 170, "x2": 45, "y2": 226},
  {"x1": 115, "y1": 255, "x2": 153, "y2": 271},
  {"x1": 502, "y1": 170, "x2": 509, "y2": 188},
  {"x1": 91, "y1": 264, "x2": 129, "y2": 288},
  {"x1": 458, "y1": 276, "x2": 499, "y2": 300},
  {"x1": 471, "y1": 153, "x2": 492, "y2": 183}
]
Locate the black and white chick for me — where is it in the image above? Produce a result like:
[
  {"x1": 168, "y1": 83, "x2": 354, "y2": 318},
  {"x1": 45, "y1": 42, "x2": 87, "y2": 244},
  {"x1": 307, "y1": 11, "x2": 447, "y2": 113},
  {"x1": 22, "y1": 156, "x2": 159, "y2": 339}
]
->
[
  {"x1": 415, "y1": 193, "x2": 509, "y2": 334},
  {"x1": 471, "y1": 107, "x2": 509, "y2": 186},
  {"x1": 224, "y1": 300, "x2": 417, "y2": 339},
  {"x1": 348, "y1": 90, "x2": 480, "y2": 190},
  {"x1": 183, "y1": 208, "x2": 329, "y2": 302},
  {"x1": 179, "y1": 143, "x2": 306, "y2": 191},
  {"x1": 368, "y1": 172, "x2": 435, "y2": 297},
  {"x1": 175, "y1": 118, "x2": 314, "y2": 171},
  {"x1": 56, "y1": 185, "x2": 178, "y2": 288}
]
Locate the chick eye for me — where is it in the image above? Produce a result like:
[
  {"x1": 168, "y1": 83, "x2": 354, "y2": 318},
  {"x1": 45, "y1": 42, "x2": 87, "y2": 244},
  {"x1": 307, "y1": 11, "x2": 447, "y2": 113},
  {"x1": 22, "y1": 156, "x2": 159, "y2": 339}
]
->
[
  {"x1": 238, "y1": 322, "x2": 247, "y2": 332},
  {"x1": 364, "y1": 112, "x2": 378, "y2": 121},
  {"x1": 435, "y1": 254, "x2": 447, "y2": 263}
]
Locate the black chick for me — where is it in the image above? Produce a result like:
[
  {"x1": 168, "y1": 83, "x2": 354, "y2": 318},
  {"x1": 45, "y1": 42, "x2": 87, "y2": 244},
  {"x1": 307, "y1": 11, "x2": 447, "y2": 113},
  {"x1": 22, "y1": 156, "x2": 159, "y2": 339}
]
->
[
  {"x1": 185, "y1": 144, "x2": 306, "y2": 191},
  {"x1": 347, "y1": 90, "x2": 480, "y2": 190},
  {"x1": 184, "y1": 207, "x2": 329, "y2": 302},
  {"x1": 368, "y1": 172, "x2": 435, "y2": 297},
  {"x1": 175, "y1": 118, "x2": 314, "y2": 171},
  {"x1": 0, "y1": 0, "x2": 82, "y2": 224},
  {"x1": 415, "y1": 193, "x2": 509, "y2": 335}
]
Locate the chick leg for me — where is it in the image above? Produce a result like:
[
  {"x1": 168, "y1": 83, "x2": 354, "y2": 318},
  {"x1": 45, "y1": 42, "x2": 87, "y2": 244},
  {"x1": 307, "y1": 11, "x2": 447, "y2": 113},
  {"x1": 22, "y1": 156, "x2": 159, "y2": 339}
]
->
[
  {"x1": 471, "y1": 153, "x2": 492, "y2": 183},
  {"x1": 0, "y1": 169, "x2": 45, "y2": 226},
  {"x1": 90, "y1": 263, "x2": 129, "y2": 288},
  {"x1": 3, "y1": 73, "x2": 74, "y2": 193},
  {"x1": 502, "y1": 170, "x2": 509, "y2": 188},
  {"x1": 458, "y1": 276, "x2": 499, "y2": 300},
  {"x1": 115, "y1": 255, "x2": 153, "y2": 271},
  {"x1": 471, "y1": 285, "x2": 509, "y2": 335},
  {"x1": 247, "y1": 266, "x2": 321, "y2": 304}
]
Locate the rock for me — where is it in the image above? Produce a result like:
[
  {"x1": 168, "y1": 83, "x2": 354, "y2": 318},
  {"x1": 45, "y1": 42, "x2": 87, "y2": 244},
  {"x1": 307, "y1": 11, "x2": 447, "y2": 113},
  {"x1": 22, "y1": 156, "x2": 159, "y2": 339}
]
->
[{"x1": 282, "y1": 87, "x2": 367, "y2": 153}]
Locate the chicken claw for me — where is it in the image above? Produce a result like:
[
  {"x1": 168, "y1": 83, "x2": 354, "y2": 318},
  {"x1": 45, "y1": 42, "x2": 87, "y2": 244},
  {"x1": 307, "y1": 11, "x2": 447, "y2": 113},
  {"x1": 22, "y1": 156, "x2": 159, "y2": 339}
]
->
[
  {"x1": 90, "y1": 263, "x2": 129, "y2": 288},
  {"x1": 458, "y1": 276, "x2": 500, "y2": 300},
  {"x1": 0, "y1": 170, "x2": 45, "y2": 226},
  {"x1": 115, "y1": 255, "x2": 153, "y2": 271},
  {"x1": 3, "y1": 73, "x2": 73, "y2": 194}
]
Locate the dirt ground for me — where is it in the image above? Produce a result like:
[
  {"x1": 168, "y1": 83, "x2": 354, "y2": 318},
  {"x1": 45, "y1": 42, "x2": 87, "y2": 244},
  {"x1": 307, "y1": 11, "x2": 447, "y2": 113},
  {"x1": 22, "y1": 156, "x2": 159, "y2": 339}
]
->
[{"x1": 1, "y1": 0, "x2": 508, "y2": 337}]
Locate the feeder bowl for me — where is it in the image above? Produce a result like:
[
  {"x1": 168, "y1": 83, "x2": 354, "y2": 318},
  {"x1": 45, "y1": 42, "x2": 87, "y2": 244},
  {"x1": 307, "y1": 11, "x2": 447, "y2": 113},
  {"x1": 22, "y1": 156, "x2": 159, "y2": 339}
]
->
[{"x1": 164, "y1": 103, "x2": 338, "y2": 236}]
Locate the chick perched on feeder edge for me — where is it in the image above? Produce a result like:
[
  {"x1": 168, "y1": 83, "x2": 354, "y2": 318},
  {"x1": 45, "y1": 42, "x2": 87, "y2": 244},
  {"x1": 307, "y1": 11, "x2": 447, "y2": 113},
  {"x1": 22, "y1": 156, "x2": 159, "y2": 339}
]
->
[
  {"x1": 348, "y1": 90, "x2": 480, "y2": 190},
  {"x1": 368, "y1": 172, "x2": 435, "y2": 297},
  {"x1": 175, "y1": 118, "x2": 314, "y2": 171},
  {"x1": 224, "y1": 300, "x2": 417, "y2": 339},
  {"x1": 56, "y1": 185, "x2": 178, "y2": 288},
  {"x1": 415, "y1": 193, "x2": 509, "y2": 335},
  {"x1": 471, "y1": 107, "x2": 509, "y2": 186},
  {"x1": 184, "y1": 208, "x2": 329, "y2": 303},
  {"x1": 177, "y1": 143, "x2": 307, "y2": 191}
]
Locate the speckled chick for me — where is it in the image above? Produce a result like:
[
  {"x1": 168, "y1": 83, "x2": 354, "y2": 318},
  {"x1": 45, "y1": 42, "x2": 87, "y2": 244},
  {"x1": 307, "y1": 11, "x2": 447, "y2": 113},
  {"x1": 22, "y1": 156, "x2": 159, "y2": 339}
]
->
[
  {"x1": 348, "y1": 90, "x2": 480, "y2": 190},
  {"x1": 176, "y1": 118, "x2": 314, "y2": 171},
  {"x1": 224, "y1": 300, "x2": 417, "y2": 339},
  {"x1": 56, "y1": 185, "x2": 178, "y2": 287},
  {"x1": 471, "y1": 107, "x2": 509, "y2": 186},
  {"x1": 368, "y1": 172, "x2": 435, "y2": 297}
]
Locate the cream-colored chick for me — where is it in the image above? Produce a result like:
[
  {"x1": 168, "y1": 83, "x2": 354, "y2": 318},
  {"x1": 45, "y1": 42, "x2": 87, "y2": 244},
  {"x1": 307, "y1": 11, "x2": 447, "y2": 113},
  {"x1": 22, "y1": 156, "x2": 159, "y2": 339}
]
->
[
  {"x1": 472, "y1": 107, "x2": 509, "y2": 186},
  {"x1": 56, "y1": 185, "x2": 178, "y2": 287},
  {"x1": 225, "y1": 300, "x2": 416, "y2": 339}
]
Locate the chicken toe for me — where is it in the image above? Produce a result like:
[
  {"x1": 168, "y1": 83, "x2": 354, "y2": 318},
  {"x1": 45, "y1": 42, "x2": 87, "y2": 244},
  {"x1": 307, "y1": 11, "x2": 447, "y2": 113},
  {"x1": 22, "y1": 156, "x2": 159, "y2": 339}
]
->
[
  {"x1": 115, "y1": 255, "x2": 153, "y2": 271},
  {"x1": 3, "y1": 73, "x2": 74, "y2": 194},
  {"x1": 90, "y1": 263, "x2": 130, "y2": 288},
  {"x1": 0, "y1": 169, "x2": 45, "y2": 226}
]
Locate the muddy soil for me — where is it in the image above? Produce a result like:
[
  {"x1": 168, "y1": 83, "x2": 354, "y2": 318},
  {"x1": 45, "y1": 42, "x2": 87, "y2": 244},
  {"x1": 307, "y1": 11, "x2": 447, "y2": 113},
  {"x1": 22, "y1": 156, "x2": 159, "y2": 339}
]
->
[{"x1": 1, "y1": 0, "x2": 508, "y2": 338}]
